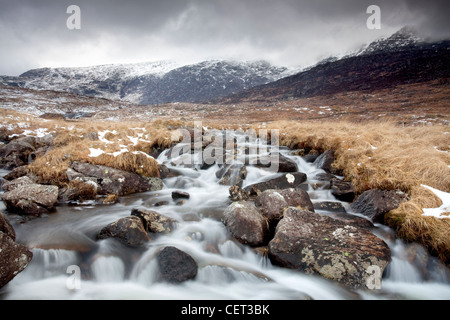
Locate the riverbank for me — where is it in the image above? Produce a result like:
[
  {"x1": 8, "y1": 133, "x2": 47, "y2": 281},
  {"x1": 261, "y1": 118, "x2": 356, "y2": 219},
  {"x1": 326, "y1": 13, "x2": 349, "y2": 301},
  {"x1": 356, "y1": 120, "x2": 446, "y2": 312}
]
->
[{"x1": 1, "y1": 109, "x2": 449, "y2": 298}]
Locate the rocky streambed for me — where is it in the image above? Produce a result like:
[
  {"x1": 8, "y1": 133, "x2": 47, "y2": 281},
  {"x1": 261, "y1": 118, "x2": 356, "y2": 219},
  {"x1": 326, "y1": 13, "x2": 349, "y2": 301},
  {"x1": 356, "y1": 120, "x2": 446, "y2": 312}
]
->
[{"x1": 1, "y1": 128, "x2": 450, "y2": 300}]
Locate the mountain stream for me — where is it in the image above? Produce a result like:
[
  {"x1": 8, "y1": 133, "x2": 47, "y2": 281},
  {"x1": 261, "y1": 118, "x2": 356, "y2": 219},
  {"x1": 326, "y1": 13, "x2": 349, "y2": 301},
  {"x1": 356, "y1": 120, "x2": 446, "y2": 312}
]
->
[{"x1": 1, "y1": 129, "x2": 449, "y2": 300}]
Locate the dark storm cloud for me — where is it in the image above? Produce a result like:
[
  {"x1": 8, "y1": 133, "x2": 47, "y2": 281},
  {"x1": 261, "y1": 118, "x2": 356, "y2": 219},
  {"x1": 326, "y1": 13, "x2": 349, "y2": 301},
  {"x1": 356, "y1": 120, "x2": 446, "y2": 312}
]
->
[{"x1": 0, "y1": 0, "x2": 449, "y2": 76}]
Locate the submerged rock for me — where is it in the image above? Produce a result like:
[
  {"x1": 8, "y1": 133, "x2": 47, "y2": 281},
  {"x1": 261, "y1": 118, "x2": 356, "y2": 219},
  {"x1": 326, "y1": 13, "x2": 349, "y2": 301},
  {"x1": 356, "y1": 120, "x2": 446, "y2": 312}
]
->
[
  {"x1": 172, "y1": 191, "x2": 190, "y2": 200},
  {"x1": 268, "y1": 207, "x2": 391, "y2": 289}
]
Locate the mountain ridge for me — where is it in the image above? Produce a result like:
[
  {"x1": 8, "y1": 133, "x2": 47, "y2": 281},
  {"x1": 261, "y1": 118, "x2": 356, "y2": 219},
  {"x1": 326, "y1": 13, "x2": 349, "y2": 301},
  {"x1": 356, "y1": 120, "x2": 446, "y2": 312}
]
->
[
  {"x1": 0, "y1": 60, "x2": 291, "y2": 105},
  {"x1": 219, "y1": 29, "x2": 450, "y2": 104}
]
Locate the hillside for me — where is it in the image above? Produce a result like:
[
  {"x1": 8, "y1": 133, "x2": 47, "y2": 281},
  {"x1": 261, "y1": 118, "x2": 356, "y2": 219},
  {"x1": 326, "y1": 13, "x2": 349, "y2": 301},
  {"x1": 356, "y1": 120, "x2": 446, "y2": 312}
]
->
[{"x1": 221, "y1": 30, "x2": 450, "y2": 103}]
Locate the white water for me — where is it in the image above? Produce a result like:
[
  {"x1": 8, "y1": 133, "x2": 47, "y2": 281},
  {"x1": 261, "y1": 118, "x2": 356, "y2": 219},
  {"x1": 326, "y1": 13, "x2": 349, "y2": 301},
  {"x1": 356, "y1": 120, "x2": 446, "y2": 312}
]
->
[{"x1": 1, "y1": 132, "x2": 450, "y2": 300}]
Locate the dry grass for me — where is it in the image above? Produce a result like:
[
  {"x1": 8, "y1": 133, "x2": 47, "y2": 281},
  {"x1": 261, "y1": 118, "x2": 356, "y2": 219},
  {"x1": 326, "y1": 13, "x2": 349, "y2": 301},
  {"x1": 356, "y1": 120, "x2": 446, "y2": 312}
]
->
[
  {"x1": 262, "y1": 120, "x2": 449, "y2": 192},
  {"x1": 261, "y1": 119, "x2": 450, "y2": 264},
  {"x1": 386, "y1": 186, "x2": 450, "y2": 263},
  {"x1": 2, "y1": 108, "x2": 449, "y2": 263},
  {"x1": 2, "y1": 114, "x2": 188, "y2": 186}
]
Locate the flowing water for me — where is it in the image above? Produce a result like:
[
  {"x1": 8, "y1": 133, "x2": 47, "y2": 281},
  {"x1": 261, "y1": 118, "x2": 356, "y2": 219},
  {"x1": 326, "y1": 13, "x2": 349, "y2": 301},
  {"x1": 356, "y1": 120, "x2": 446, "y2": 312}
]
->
[{"x1": 1, "y1": 130, "x2": 450, "y2": 300}]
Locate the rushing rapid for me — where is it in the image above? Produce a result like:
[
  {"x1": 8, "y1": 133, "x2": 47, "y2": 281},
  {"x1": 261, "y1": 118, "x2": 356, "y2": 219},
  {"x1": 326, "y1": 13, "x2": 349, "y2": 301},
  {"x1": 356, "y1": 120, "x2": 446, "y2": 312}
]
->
[{"x1": 1, "y1": 130, "x2": 449, "y2": 300}]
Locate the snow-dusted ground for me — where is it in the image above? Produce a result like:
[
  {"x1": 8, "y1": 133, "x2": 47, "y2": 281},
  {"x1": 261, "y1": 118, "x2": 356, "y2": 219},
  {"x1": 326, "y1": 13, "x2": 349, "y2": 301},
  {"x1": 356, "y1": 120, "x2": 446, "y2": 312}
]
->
[{"x1": 0, "y1": 84, "x2": 128, "y2": 116}]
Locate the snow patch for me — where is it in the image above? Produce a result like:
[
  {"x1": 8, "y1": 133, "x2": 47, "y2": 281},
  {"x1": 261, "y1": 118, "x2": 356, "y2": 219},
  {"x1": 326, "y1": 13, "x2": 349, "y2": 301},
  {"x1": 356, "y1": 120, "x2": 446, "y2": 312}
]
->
[
  {"x1": 421, "y1": 185, "x2": 450, "y2": 219},
  {"x1": 88, "y1": 148, "x2": 105, "y2": 158}
]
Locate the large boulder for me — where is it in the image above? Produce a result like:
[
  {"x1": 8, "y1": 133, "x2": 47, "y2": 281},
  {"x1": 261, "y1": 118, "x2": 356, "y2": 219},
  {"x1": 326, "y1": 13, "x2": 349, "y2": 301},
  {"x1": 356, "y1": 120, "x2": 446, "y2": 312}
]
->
[
  {"x1": 222, "y1": 201, "x2": 269, "y2": 246},
  {"x1": 351, "y1": 189, "x2": 408, "y2": 222},
  {"x1": 1, "y1": 181, "x2": 58, "y2": 216},
  {"x1": 157, "y1": 246, "x2": 198, "y2": 284},
  {"x1": 70, "y1": 162, "x2": 163, "y2": 196},
  {"x1": 268, "y1": 208, "x2": 391, "y2": 289},
  {"x1": 255, "y1": 188, "x2": 314, "y2": 224},
  {"x1": 97, "y1": 216, "x2": 150, "y2": 247},
  {"x1": 0, "y1": 232, "x2": 33, "y2": 288},
  {"x1": 244, "y1": 172, "x2": 307, "y2": 196}
]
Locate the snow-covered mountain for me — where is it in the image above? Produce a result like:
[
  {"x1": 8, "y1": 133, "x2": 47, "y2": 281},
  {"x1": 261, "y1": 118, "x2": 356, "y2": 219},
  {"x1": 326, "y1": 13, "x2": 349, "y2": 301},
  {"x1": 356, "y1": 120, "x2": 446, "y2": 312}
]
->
[
  {"x1": 0, "y1": 60, "x2": 291, "y2": 105},
  {"x1": 222, "y1": 27, "x2": 450, "y2": 103},
  {"x1": 355, "y1": 26, "x2": 423, "y2": 56}
]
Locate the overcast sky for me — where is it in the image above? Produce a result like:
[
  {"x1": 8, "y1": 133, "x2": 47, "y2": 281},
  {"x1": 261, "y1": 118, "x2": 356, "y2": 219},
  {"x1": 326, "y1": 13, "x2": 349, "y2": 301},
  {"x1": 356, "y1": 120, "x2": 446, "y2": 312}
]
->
[{"x1": 1, "y1": 0, "x2": 449, "y2": 76}]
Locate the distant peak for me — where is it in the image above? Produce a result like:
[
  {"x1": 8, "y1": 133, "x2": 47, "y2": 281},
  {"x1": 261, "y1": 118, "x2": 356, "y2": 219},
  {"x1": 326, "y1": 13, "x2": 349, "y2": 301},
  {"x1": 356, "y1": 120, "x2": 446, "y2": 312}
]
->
[{"x1": 358, "y1": 26, "x2": 423, "y2": 56}]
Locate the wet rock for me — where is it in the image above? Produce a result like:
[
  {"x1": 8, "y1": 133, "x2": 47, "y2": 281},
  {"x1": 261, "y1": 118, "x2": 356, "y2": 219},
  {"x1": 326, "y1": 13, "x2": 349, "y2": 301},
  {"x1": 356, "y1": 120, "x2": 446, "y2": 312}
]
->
[
  {"x1": 244, "y1": 172, "x2": 307, "y2": 196},
  {"x1": 313, "y1": 150, "x2": 335, "y2": 173},
  {"x1": 131, "y1": 208, "x2": 176, "y2": 234},
  {"x1": 158, "y1": 164, "x2": 180, "y2": 179},
  {"x1": 172, "y1": 191, "x2": 190, "y2": 200},
  {"x1": 313, "y1": 201, "x2": 347, "y2": 213},
  {"x1": 351, "y1": 189, "x2": 408, "y2": 223},
  {"x1": 70, "y1": 162, "x2": 163, "y2": 196},
  {"x1": 0, "y1": 135, "x2": 54, "y2": 170},
  {"x1": 268, "y1": 208, "x2": 391, "y2": 289},
  {"x1": 217, "y1": 164, "x2": 247, "y2": 187},
  {"x1": 302, "y1": 150, "x2": 320, "y2": 163},
  {"x1": 97, "y1": 216, "x2": 150, "y2": 247},
  {"x1": 154, "y1": 201, "x2": 169, "y2": 207},
  {"x1": 58, "y1": 179, "x2": 98, "y2": 202},
  {"x1": 313, "y1": 172, "x2": 336, "y2": 181},
  {"x1": 229, "y1": 185, "x2": 250, "y2": 201},
  {"x1": 1, "y1": 183, "x2": 58, "y2": 216},
  {"x1": 2, "y1": 176, "x2": 34, "y2": 192},
  {"x1": 255, "y1": 188, "x2": 314, "y2": 224},
  {"x1": 157, "y1": 246, "x2": 198, "y2": 283},
  {"x1": 331, "y1": 178, "x2": 356, "y2": 202},
  {"x1": 222, "y1": 201, "x2": 269, "y2": 246},
  {"x1": 256, "y1": 153, "x2": 299, "y2": 173},
  {"x1": 3, "y1": 166, "x2": 30, "y2": 181},
  {"x1": 0, "y1": 137, "x2": 36, "y2": 169},
  {"x1": 0, "y1": 213, "x2": 15, "y2": 240},
  {"x1": 325, "y1": 212, "x2": 374, "y2": 229},
  {"x1": 0, "y1": 231, "x2": 33, "y2": 289}
]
